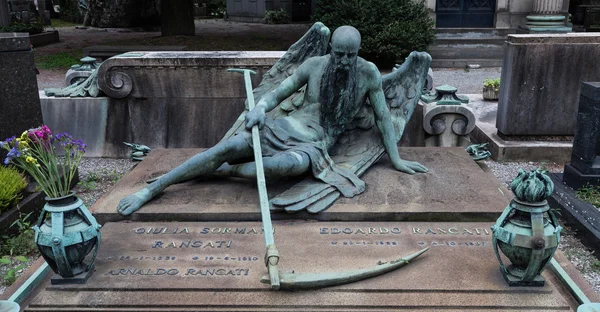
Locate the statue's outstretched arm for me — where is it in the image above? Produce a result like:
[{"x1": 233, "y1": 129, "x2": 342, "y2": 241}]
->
[
  {"x1": 369, "y1": 68, "x2": 428, "y2": 175},
  {"x1": 246, "y1": 59, "x2": 312, "y2": 129}
]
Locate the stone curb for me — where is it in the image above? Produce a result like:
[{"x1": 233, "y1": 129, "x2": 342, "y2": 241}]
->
[{"x1": 549, "y1": 173, "x2": 600, "y2": 257}]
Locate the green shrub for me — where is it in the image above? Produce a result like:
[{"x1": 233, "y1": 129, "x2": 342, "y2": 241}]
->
[
  {"x1": 483, "y1": 78, "x2": 501, "y2": 89},
  {"x1": 208, "y1": 0, "x2": 227, "y2": 18},
  {"x1": 264, "y1": 8, "x2": 290, "y2": 24},
  {"x1": 312, "y1": 0, "x2": 435, "y2": 66},
  {"x1": 1, "y1": 230, "x2": 36, "y2": 256},
  {"x1": 36, "y1": 52, "x2": 81, "y2": 69},
  {"x1": 0, "y1": 167, "x2": 27, "y2": 214},
  {"x1": 0, "y1": 19, "x2": 44, "y2": 35},
  {"x1": 58, "y1": 0, "x2": 84, "y2": 23}
]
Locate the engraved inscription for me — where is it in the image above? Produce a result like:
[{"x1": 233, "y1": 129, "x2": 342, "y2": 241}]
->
[
  {"x1": 320, "y1": 227, "x2": 402, "y2": 235},
  {"x1": 411, "y1": 227, "x2": 490, "y2": 235},
  {"x1": 103, "y1": 223, "x2": 494, "y2": 281}
]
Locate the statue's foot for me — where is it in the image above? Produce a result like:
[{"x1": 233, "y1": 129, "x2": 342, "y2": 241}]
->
[{"x1": 117, "y1": 188, "x2": 153, "y2": 216}]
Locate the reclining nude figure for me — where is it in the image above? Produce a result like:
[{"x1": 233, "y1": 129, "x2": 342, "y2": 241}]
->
[{"x1": 117, "y1": 24, "x2": 431, "y2": 216}]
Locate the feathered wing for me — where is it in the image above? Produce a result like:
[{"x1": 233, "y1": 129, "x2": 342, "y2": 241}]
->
[
  {"x1": 271, "y1": 51, "x2": 432, "y2": 213},
  {"x1": 220, "y1": 22, "x2": 331, "y2": 141}
]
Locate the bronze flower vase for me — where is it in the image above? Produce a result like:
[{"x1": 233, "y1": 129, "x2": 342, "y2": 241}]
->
[
  {"x1": 491, "y1": 169, "x2": 562, "y2": 286},
  {"x1": 33, "y1": 192, "x2": 101, "y2": 284}
]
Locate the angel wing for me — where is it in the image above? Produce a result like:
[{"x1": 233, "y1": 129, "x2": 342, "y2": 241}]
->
[
  {"x1": 220, "y1": 22, "x2": 331, "y2": 140},
  {"x1": 270, "y1": 51, "x2": 432, "y2": 213}
]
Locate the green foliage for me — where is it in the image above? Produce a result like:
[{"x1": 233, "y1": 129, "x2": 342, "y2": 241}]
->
[
  {"x1": 77, "y1": 172, "x2": 98, "y2": 192},
  {"x1": 0, "y1": 255, "x2": 29, "y2": 286},
  {"x1": 58, "y1": 0, "x2": 84, "y2": 23},
  {"x1": 0, "y1": 20, "x2": 44, "y2": 35},
  {"x1": 0, "y1": 210, "x2": 36, "y2": 286},
  {"x1": 483, "y1": 78, "x2": 501, "y2": 90},
  {"x1": 51, "y1": 18, "x2": 82, "y2": 28},
  {"x1": 207, "y1": 0, "x2": 227, "y2": 18},
  {"x1": 592, "y1": 259, "x2": 600, "y2": 271},
  {"x1": 576, "y1": 184, "x2": 600, "y2": 208},
  {"x1": 0, "y1": 11, "x2": 45, "y2": 35},
  {"x1": 1, "y1": 211, "x2": 36, "y2": 257},
  {"x1": 264, "y1": 8, "x2": 290, "y2": 24},
  {"x1": 0, "y1": 167, "x2": 27, "y2": 214},
  {"x1": 312, "y1": 0, "x2": 435, "y2": 66},
  {"x1": 36, "y1": 52, "x2": 81, "y2": 69},
  {"x1": 77, "y1": 168, "x2": 124, "y2": 192}
]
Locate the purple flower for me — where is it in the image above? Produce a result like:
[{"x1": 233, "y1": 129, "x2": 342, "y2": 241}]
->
[
  {"x1": 4, "y1": 147, "x2": 21, "y2": 164},
  {"x1": 7, "y1": 147, "x2": 21, "y2": 158},
  {"x1": 5, "y1": 136, "x2": 15, "y2": 144},
  {"x1": 0, "y1": 141, "x2": 4, "y2": 148}
]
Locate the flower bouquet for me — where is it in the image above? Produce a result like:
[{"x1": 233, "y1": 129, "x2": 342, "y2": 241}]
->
[
  {"x1": 1, "y1": 126, "x2": 86, "y2": 198},
  {"x1": 1, "y1": 126, "x2": 101, "y2": 283}
]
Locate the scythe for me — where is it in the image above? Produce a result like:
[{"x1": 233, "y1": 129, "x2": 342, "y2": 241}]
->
[{"x1": 228, "y1": 68, "x2": 429, "y2": 291}]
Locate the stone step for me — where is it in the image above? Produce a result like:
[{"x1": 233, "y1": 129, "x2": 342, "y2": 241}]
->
[
  {"x1": 431, "y1": 58, "x2": 503, "y2": 68},
  {"x1": 428, "y1": 44, "x2": 505, "y2": 59},
  {"x1": 435, "y1": 28, "x2": 517, "y2": 37},
  {"x1": 434, "y1": 37, "x2": 507, "y2": 45},
  {"x1": 429, "y1": 28, "x2": 513, "y2": 68}
]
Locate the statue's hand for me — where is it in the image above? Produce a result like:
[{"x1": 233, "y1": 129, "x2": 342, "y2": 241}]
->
[
  {"x1": 392, "y1": 158, "x2": 428, "y2": 175},
  {"x1": 245, "y1": 105, "x2": 266, "y2": 130}
]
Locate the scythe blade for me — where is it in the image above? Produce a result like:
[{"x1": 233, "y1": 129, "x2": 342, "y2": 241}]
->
[{"x1": 260, "y1": 247, "x2": 429, "y2": 290}]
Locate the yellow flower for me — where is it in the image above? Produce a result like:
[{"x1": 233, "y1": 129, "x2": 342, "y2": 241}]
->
[
  {"x1": 20, "y1": 131, "x2": 28, "y2": 141},
  {"x1": 26, "y1": 156, "x2": 37, "y2": 165},
  {"x1": 19, "y1": 140, "x2": 29, "y2": 148}
]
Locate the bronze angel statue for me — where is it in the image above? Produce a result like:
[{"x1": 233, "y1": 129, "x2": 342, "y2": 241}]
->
[{"x1": 117, "y1": 22, "x2": 432, "y2": 216}]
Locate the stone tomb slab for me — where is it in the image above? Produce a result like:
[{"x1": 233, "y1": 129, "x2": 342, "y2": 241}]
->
[
  {"x1": 92, "y1": 147, "x2": 510, "y2": 223},
  {"x1": 26, "y1": 221, "x2": 579, "y2": 311}
]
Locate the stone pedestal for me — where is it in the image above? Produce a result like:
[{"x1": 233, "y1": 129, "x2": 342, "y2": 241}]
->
[
  {"x1": 520, "y1": 0, "x2": 572, "y2": 32},
  {"x1": 421, "y1": 85, "x2": 474, "y2": 148},
  {"x1": 497, "y1": 34, "x2": 600, "y2": 136},
  {"x1": 0, "y1": 33, "x2": 43, "y2": 143},
  {"x1": 563, "y1": 82, "x2": 600, "y2": 190},
  {"x1": 42, "y1": 51, "x2": 285, "y2": 157},
  {"x1": 23, "y1": 220, "x2": 589, "y2": 311}
]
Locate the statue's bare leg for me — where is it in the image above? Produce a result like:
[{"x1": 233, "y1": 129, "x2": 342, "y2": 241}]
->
[
  {"x1": 217, "y1": 151, "x2": 310, "y2": 180},
  {"x1": 117, "y1": 135, "x2": 252, "y2": 215}
]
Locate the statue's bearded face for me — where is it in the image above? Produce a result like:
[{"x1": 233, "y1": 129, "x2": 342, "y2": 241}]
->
[
  {"x1": 332, "y1": 44, "x2": 358, "y2": 71},
  {"x1": 330, "y1": 26, "x2": 361, "y2": 71}
]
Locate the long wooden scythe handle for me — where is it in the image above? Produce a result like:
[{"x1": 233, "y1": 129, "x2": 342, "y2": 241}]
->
[{"x1": 228, "y1": 68, "x2": 280, "y2": 290}]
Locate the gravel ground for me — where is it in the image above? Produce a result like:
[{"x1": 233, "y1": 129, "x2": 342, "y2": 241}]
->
[
  {"x1": 432, "y1": 67, "x2": 501, "y2": 94},
  {"x1": 73, "y1": 158, "x2": 137, "y2": 208}
]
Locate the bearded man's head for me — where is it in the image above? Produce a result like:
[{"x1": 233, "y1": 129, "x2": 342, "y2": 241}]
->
[{"x1": 330, "y1": 26, "x2": 361, "y2": 71}]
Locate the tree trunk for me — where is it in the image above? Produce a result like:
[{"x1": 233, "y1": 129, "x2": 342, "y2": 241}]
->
[
  {"x1": 161, "y1": 0, "x2": 195, "y2": 36},
  {"x1": 0, "y1": 0, "x2": 10, "y2": 27},
  {"x1": 86, "y1": 0, "x2": 161, "y2": 28}
]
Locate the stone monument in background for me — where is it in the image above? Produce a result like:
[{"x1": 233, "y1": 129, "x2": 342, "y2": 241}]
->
[
  {"x1": 0, "y1": 33, "x2": 42, "y2": 144},
  {"x1": 563, "y1": 82, "x2": 600, "y2": 189}
]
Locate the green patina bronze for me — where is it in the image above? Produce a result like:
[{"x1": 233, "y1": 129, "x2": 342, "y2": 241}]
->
[
  {"x1": 260, "y1": 247, "x2": 428, "y2": 290},
  {"x1": 117, "y1": 22, "x2": 432, "y2": 216},
  {"x1": 44, "y1": 69, "x2": 102, "y2": 98},
  {"x1": 33, "y1": 193, "x2": 101, "y2": 284},
  {"x1": 227, "y1": 66, "x2": 428, "y2": 289},
  {"x1": 491, "y1": 169, "x2": 562, "y2": 286},
  {"x1": 124, "y1": 142, "x2": 152, "y2": 161},
  {"x1": 421, "y1": 84, "x2": 470, "y2": 105},
  {"x1": 466, "y1": 143, "x2": 491, "y2": 161}
]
